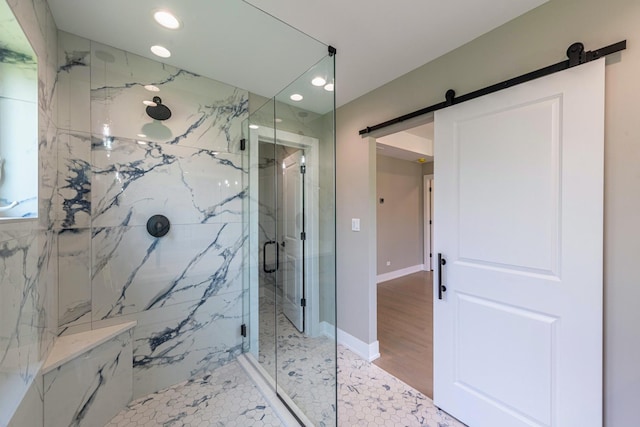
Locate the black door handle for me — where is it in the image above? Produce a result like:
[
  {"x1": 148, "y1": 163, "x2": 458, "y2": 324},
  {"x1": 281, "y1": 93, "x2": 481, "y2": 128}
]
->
[
  {"x1": 262, "y1": 241, "x2": 279, "y2": 273},
  {"x1": 438, "y1": 253, "x2": 447, "y2": 300}
]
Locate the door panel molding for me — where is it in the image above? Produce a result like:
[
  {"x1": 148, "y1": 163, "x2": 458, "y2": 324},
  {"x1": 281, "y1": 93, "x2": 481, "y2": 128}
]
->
[{"x1": 434, "y1": 59, "x2": 604, "y2": 427}]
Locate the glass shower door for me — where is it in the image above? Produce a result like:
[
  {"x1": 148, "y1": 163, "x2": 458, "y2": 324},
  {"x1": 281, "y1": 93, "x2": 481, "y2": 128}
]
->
[
  {"x1": 244, "y1": 51, "x2": 336, "y2": 426},
  {"x1": 273, "y1": 53, "x2": 336, "y2": 426},
  {"x1": 244, "y1": 97, "x2": 278, "y2": 385},
  {"x1": 243, "y1": 48, "x2": 337, "y2": 426}
]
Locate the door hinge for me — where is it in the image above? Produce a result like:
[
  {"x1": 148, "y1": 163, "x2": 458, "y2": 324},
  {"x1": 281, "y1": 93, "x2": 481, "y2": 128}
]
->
[
  {"x1": 240, "y1": 324, "x2": 247, "y2": 337},
  {"x1": 429, "y1": 187, "x2": 432, "y2": 192},
  {"x1": 429, "y1": 220, "x2": 432, "y2": 225},
  {"x1": 300, "y1": 231, "x2": 306, "y2": 240},
  {"x1": 240, "y1": 138, "x2": 246, "y2": 151},
  {"x1": 429, "y1": 253, "x2": 432, "y2": 258},
  {"x1": 300, "y1": 164, "x2": 306, "y2": 174},
  {"x1": 301, "y1": 298, "x2": 307, "y2": 307}
]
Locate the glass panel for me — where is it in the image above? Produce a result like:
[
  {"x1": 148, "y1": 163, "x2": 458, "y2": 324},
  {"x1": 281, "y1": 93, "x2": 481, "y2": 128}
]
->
[
  {"x1": 88, "y1": 39, "x2": 251, "y2": 398},
  {"x1": 245, "y1": 53, "x2": 337, "y2": 426},
  {"x1": 274, "y1": 54, "x2": 337, "y2": 426},
  {"x1": 3, "y1": 0, "x2": 338, "y2": 423},
  {"x1": 246, "y1": 97, "x2": 277, "y2": 383},
  {"x1": 241, "y1": 118, "x2": 250, "y2": 354}
]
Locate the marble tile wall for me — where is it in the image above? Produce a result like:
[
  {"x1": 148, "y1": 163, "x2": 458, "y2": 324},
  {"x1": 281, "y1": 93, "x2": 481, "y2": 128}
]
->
[
  {"x1": 56, "y1": 30, "x2": 93, "y2": 336},
  {"x1": 43, "y1": 330, "x2": 133, "y2": 427},
  {"x1": 1, "y1": 0, "x2": 59, "y2": 425},
  {"x1": 56, "y1": 32, "x2": 250, "y2": 397}
]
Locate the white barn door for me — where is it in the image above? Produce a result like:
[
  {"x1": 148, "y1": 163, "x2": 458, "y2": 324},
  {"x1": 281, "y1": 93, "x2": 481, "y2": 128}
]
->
[{"x1": 433, "y1": 59, "x2": 604, "y2": 427}]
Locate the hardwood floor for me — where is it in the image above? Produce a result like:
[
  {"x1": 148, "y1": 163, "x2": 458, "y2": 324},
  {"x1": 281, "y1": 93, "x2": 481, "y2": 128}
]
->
[{"x1": 374, "y1": 271, "x2": 433, "y2": 398}]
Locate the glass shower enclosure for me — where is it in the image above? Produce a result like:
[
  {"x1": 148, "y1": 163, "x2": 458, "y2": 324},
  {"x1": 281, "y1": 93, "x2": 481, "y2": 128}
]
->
[
  {"x1": 2, "y1": 0, "x2": 336, "y2": 425},
  {"x1": 243, "y1": 53, "x2": 337, "y2": 426}
]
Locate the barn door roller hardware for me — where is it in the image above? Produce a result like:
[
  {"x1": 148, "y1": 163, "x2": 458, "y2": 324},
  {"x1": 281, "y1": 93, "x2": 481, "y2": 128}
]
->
[{"x1": 359, "y1": 40, "x2": 626, "y2": 136}]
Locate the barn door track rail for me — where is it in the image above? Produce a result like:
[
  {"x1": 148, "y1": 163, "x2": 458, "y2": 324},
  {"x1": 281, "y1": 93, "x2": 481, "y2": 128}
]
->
[{"x1": 359, "y1": 40, "x2": 626, "y2": 136}]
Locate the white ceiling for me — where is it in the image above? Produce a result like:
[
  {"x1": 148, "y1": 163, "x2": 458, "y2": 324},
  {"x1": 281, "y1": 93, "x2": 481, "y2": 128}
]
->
[
  {"x1": 48, "y1": 0, "x2": 546, "y2": 109},
  {"x1": 376, "y1": 144, "x2": 433, "y2": 164},
  {"x1": 405, "y1": 123, "x2": 434, "y2": 141},
  {"x1": 242, "y1": 0, "x2": 547, "y2": 106},
  {"x1": 376, "y1": 123, "x2": 434, "y2": 163}
]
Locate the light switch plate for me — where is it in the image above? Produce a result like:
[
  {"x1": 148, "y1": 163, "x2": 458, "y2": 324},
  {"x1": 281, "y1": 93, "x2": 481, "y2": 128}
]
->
[{"x1": 352, "y1": 218, "x2": 360, "y2": 232}]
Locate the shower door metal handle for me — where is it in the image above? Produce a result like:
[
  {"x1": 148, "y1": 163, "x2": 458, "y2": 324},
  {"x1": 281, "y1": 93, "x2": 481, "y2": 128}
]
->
[
  {"x1": 263, "y1": 240, "x2": 279, "y2": 273},
  {"x1": 438, "y1": 253, "x2": 447, "y2": 300}
]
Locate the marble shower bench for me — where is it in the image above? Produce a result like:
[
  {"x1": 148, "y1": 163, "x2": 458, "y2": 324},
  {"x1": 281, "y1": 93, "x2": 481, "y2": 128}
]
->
[{"x1": 41, "y1": 322, "x2": 136, "y2": 427}]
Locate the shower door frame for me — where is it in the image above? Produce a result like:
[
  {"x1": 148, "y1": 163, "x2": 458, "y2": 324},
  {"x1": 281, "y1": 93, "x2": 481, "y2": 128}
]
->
[{"x1": 248, "y1": 126, "x2": 322, "y2": 357}]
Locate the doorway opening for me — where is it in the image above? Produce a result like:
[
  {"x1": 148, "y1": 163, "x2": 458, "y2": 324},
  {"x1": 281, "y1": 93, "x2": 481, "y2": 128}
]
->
[
  {"x1": 374, "y1": 119, "x2": 435, "y2": 398},
  {"x1": 258, "y1": 142, "x2": 306, "y2": 333}
]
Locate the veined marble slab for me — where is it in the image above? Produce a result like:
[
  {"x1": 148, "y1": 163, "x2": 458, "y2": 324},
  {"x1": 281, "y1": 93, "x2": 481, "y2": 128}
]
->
[
  {"x1": 43, "y1": 321, "x2": 136, "y2": 374},
  {"x1": 57, "y1": 227, "x2": 91, "y2": 333},
  {"x1": 1, "y1": 0, "x2": 59, "y2": 424},
  {"x1": 131, "y1": 293, "x2": 243, "y2": 398},
  {"x1": 57, "y1": 31, "x2": 91, "y2": 133},
  {"x1": 90, "y1": 41, "x2": 247, "y2": 152},
  {"x1": 52, "y1": 21, "x2": 250, "y2": 404},
  {"x1": 38, "y1": 116, "x2": 58, "y2": 229},
  {"x1": 0, "y1": 231, "x2": 51, "y2": 425},
  {"x1": 43, "y1": 328, "x2": 133, "y2": 427},
  {"x1": 6, "y1": 371, "x2": 44, "y2": 427},
  {"x1": 91, "y1": 221, "x2": 246, "y2": 320},
  {"x1": 91, "y1": 290, "x2": 244, "y2": 398},
  {"x1": 56, "y1": 130, "x2": 92, "y2": 228},
  {"x1": 91, "y1": 135, "x2": 246, "y2": 228}
]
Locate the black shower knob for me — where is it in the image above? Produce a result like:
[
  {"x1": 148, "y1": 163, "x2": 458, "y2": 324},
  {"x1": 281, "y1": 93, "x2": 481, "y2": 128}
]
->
[{"x1": 147, "y1": 214, "x2": 170, "y2": 237}]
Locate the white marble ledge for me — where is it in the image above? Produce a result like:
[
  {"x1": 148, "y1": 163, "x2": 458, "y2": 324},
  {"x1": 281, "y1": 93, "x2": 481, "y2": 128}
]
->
[{"x1": 42, "y1": 321, "x2": 136, "y2": 374}]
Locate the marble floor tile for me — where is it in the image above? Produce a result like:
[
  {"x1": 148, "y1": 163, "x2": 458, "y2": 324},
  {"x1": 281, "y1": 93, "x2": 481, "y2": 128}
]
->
[
  {"x1": 256, "y1": 297, "x2": 336, "y2": 426},
  {"x1": 105, "y1": 361, "x2": 282, "y2": 427},
  {"x1": 338, "y1": 346, "x2": 466, "y2": 427},
  {"x1": 105, "y1": 344, "x2": 465, "y2": 426}
]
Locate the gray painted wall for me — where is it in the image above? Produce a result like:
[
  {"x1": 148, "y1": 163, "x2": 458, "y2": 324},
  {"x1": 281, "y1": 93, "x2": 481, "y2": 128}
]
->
[
  {"x1": 376, "y1": 155, "x2": 423, "y2": 275},
  {"x1": 336, "y1": 0, "x2": 640, "y2": 424}
]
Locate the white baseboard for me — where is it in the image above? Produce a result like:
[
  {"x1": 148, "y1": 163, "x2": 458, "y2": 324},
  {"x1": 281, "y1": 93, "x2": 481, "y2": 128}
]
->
[
  {"x1": 377, "y1": 264, "x2": 425, "y2": 283},
  {"x1": 320, "y1": 321, "x2": 336, "y2": 340},
  {"x1": 337, "y1": 328, "x2": 380, "y2": 362}
]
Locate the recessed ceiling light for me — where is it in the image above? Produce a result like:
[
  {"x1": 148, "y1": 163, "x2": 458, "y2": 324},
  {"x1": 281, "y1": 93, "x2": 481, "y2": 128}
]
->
[
  {"x1": 275, "y1": 118, "x2": 283, "y2": 123},
  {"x1": 249, "y1": 124, "x2": 259, "y2": 129},
  {"x1": 137, "y1": 133, "x2": 147, "y2": 138},
  {"x1": 311, "y1": 77, "x2": 326, "y2": 87},
  {"x1": 153, "y1": 10, "x2": 181, "y2": 30},
  {"x1": 324, "y1": 83, "x2": 334, "y2": 92},
  {"x1": 143, "y1": 100, "x2": 157, "y2": 107},
  {"x1": 150, "y1": 45, "x2": 171, "y2": 58},
  {"x1": 144, "y1": 85, "x2": 160, "y2": 92},
  {"x1": 290, "y1": 94, "x2": 303, "y2": 102}
]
